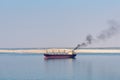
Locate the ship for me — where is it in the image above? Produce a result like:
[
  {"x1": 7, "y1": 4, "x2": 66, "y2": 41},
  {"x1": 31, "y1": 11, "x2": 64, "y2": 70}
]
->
[{"x1": 44, "y1": 44, "x2": 80, "y2": 59}]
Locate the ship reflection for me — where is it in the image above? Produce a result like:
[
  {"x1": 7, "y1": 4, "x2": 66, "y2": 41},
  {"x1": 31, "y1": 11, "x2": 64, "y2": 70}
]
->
[
  {"x1": 43, "y1": 58, "x2": 93, "y2": 80},
  {"x1": 43, "y1": 55, "x2": 120, "y2": 80}
]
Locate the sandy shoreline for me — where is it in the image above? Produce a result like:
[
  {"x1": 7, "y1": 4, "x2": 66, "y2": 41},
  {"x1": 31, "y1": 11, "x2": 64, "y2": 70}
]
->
[{"x1": 0, "y1": 49, "x2": 120, "y2": 54}]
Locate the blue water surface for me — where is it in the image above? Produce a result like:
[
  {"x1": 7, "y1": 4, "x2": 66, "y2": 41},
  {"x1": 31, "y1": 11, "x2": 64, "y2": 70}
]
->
[{"x1": 0, "y1": 53, "x2": 120, "y2": 80}]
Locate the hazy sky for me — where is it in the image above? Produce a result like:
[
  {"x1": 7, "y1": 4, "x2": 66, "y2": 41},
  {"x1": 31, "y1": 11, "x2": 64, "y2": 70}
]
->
[{"x1": 0, "y1": 0, "x2": 120, "y2": 48}]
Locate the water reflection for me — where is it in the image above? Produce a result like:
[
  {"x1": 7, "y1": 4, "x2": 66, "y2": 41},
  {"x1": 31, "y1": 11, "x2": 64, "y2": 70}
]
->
[
  {"x1": 44, "y1": 59, "x2": 76, "y2": 80},
  {"x1": 0, "y1": 54, "x2": 120, "y2": 80},
  {"x1": 43, "y1": 58, "x2": 93, "y2": 80}
]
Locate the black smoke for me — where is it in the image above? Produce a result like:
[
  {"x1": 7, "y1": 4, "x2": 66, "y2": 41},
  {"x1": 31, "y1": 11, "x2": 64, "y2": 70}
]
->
[{"x1": 79, "y1": 20, "x2": 120, "y2": 47}]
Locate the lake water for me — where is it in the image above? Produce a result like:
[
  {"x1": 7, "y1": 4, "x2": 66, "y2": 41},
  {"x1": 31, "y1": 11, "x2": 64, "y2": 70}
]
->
[{"x1": 0, "y1": 53, "x2": 120, "y2": 80}]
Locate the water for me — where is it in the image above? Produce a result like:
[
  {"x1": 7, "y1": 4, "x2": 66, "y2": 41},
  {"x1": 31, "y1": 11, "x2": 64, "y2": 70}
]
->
[{"x1": 0, "y1": 53, "x2": 120, "y2": 80}]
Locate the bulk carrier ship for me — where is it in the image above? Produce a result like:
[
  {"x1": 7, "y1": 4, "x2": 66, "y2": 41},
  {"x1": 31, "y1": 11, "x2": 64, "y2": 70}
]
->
[{"x1": 44, "y1": 44, "x2": 80, "y2": 59}]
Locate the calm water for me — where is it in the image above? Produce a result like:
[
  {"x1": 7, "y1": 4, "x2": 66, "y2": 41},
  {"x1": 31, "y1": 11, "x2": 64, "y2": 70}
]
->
[{"x1": 0, "y1": 53, "x2": 120, "y2": 80}]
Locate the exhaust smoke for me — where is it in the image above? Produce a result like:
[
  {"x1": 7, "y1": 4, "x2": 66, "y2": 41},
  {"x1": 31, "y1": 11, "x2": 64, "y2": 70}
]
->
[{"x1": 79, "y1": 20, "x2": 120, "y2": 47}]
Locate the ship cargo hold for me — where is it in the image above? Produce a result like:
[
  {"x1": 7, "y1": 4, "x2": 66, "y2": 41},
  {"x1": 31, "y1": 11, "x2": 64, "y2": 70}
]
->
[{"x1": 44, "y1": 44, "x2": 80, "y2": 59}]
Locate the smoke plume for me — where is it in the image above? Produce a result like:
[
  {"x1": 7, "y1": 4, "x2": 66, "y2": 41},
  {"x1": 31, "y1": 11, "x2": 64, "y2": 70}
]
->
[{"x1": 79, "y1": 20, "x2": 120, "y2": 47}]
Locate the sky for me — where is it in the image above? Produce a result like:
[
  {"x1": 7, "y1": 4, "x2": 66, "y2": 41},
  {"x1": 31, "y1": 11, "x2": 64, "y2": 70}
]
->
[{"x1": 0, "y1": 0, "x2": 120, "y2": 48}]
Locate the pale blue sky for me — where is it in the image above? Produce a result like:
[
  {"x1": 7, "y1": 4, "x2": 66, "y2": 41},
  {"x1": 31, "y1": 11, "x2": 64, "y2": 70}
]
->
[{"x1": 0, "y1": 0, "x2": 120, "y2": 48}]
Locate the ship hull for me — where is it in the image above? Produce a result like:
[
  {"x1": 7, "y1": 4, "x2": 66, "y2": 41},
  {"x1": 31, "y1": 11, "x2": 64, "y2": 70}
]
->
[{"x1": 44, "y1": 54, "x2": 76, "y2": 59}]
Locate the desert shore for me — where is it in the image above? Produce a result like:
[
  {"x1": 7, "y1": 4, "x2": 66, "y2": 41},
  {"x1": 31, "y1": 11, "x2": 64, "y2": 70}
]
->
[{"x1": 0, "y1": 49, "x2": 120, "y2": 54}]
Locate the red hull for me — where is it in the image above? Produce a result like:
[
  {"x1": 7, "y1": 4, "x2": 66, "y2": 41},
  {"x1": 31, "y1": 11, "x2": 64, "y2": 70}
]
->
[{"x1": 44, "y1": 54, "x2": 76, "y2": 59}]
